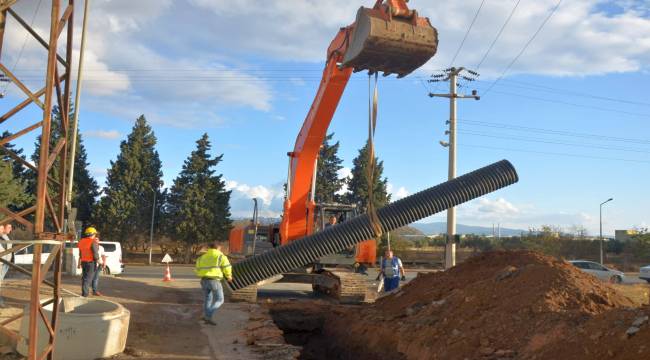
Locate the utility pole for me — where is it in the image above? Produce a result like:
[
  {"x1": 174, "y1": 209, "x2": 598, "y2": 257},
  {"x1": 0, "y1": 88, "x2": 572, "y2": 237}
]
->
[
  {"x1": 429, "y1": 67, "x2": 479, "y2": 269},
  {"x1": 599, "y1": 197, "x2": 613, "y2": 264}
]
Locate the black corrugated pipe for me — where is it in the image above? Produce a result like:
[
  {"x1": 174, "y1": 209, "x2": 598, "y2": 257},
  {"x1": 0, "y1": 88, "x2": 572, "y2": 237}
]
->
[{"x1": 229, "y1": 159, "x2": 518, "y2": 290}]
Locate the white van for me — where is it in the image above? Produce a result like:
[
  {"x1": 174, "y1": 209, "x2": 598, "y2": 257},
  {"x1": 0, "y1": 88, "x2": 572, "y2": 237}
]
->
[
  {"x1": 13, "y1": 244, "x2": 52, "y2": 265},
  {"x1": 98, "y1": 241, "x2": 124, "y2": 275},
  {"x1": 63, "y1": 241, "x2": 125, "y2": 276}
]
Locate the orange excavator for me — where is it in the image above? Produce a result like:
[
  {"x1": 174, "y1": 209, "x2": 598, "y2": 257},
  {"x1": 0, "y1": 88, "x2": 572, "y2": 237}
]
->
[{"x1": 229, "y1": 0, "x2": 438, "y2": 302}]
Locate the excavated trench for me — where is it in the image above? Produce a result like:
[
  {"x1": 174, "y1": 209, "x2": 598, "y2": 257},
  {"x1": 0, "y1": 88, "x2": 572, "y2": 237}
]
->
[{"x1": 268, "y1": 303, "x2": 375, "y2": 360}]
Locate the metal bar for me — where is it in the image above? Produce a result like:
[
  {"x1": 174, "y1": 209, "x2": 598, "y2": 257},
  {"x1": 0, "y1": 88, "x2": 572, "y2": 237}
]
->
[
  {"x1": 39, "y1": 245, "x2": 60, "y2": 283},
  {"x1": 45, "y1": 193, "x2": 62, "y2": 232},
  {"x1": 6, "y1": 8, "x2": 67, "y2": 67},
  {"x1": 0, "y1": 312, "x2": 24, "y2": 326},
  {"x1": 0, "y1": 146, "x2": 61, "y2": 187},
  {"x1": 56, "y1": 4, "x2": 73, "y2": 37},
  {"x1": 66, "y1": 0, "x2": 89, "y2": 209},
  {"x1": 45, "y1": 137, "x2": 65, "y2": 173},
  {"x1": 38, "y1": 343, "x2": 54, "y2": 360},
  {"x1": 48, "y1": 243, "x2": 64, "y2": 359},
  {"x1": 0, "y1": 1, "x2": 18, "y2": 12},
  {"x1": 0, "y1": 244, "x2": 28, "y2": 259},
  {"x1": 0, "y1": 74, "x2": 66, "y2": 125},
  {"x1": 0, "y1": 9, "x2": 6, "y2": 58},
  {"x1": 0, "y1": 62, "x2": 45, "y2": 108},
  {"x1": 38, "y1": 306, "x2": 55, "y2": 337},
  {"x1": 0, "y1": 207, "x2": 34, "y2": 231},
  {"x1": 28, "y1": 244, "x2": 44, "y2": 359},
  {"x1": 0, "y1": 121, "x2": 43, "y2": 146}
]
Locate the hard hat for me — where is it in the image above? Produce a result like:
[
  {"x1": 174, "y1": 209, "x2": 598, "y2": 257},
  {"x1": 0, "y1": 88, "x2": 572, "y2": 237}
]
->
[{"x1": 84, "y1": 227, "x2": 98, "y2": 236}]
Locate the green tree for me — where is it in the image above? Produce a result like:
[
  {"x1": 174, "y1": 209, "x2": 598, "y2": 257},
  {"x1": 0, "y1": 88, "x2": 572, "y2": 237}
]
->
[
  {"x1": 27, "y1": 107, "x2": 99, "y2": 226},
  {"x1": 345, "y1": 140, "x2": 390, "y2": 213},
  {"x1": 1, "y1": 131, "x2": 29, "y2": 182},
  {"x1": 94, "y1": 115, "x2": 163, "y2": 248},
  {"x1": 165, "y1": 133, "x2": 231, "y2": 261},
  {"x1": 71, "y1": 134, "x2": 100, "y2": 226},
  {"x1": 0, "y1": 161, "x2": 30, "y2": 215},
  {"x1": 315, "y1": 133, "x2": 344, "y2": 203}
]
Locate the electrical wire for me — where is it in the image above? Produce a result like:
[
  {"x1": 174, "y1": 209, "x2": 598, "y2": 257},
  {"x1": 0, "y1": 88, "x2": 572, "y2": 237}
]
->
[
  {"x1": 484, "y1": 0, "x2": 563, "y2": 94},
  {"x1": 460, "y1": 143, "x2": 650, "y2": 164},
  {"x1": 458, "y1": 118, "x2": 650, "y2": 145},
  {"x1": 458, "y1": 129, "x2": 650, "y2": 154},
  {"x1": 2, "y1": 0, "x2": 44, "y2": 94},
  {"x1": 475, "y1": 0, "x2": 522, "y2": 70},
  {"x1": 449, "y1": 0, "x2": 487, "y2": 66}
]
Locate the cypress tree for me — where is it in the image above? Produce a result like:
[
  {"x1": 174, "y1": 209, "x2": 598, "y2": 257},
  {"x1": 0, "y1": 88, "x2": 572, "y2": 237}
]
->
[
  {"x1": 166, "y1": 133, "x2": 231, "y2": 261},
  {"x1": 315, "y1": 133, "x2": 344, "y2": 203},
  {"x1": 345, "y1": 140, "x2": 390, "y2": 213},
  {"x1": 0, "y1": 161, "x2": 30, "y2": 213},
  {"x1": 0, "y1": 131, "x2": 29, "y2": 182},
  {"x1": 94, "y1": 115, "x2": 163, "y2": 247}
]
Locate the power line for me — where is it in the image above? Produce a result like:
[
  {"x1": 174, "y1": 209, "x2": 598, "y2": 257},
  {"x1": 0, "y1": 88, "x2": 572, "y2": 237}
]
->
[
  {"x1": 484, "y1": 0, "x2": 563, "y2": 94},
  {"x1": 460, "y1": 143, "x2": 650, "y2": 164},
  {"x1": 482, "y1": 88, "x2": 650, "y2": 118},
  {"x1": 492, "y1": 79, "x2": 650, "y2": 107},
  {"x1": 458, "y1": 129, "x2": 650, "y2": 154},
  {"x1": 475, "y1": 0, "x2": 522, "y2": 70},
  {"x1": 449, "y1": 0, "x2": 487, "y2": 66},
  {"x1": 458, "y1": 118, "x2": 650, "y2": 145},
  {"x1": 2, "y1": 0, "x2": 44, "y2": 95}
]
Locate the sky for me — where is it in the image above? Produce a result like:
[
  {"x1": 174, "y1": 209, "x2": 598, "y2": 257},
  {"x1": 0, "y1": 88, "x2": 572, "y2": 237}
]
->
[{"x1": 1, "y1": 0, "x2": 649, "y2": 236}]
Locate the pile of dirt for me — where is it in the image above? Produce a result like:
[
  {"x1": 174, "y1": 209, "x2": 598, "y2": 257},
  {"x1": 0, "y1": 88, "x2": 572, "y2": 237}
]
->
[{"x1": 318, "y1": 251, "x2": 645, "y2": 360}]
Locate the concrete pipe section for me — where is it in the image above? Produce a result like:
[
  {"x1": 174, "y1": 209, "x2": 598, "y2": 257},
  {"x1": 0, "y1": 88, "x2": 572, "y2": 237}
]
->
[{"x1": 18, "y1": 297, "x2": 130, "y2": 359}]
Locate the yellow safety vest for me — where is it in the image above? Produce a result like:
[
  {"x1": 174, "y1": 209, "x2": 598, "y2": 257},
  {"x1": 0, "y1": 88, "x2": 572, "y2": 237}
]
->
[{"x1": 195, "y1": 249, "x2": 232, "y2": 280}]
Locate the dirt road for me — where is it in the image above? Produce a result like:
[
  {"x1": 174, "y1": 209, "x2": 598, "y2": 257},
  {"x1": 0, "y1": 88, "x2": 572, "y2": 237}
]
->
[{"x1": 0, "y1": 266, "x2": 295, "y2": 360}]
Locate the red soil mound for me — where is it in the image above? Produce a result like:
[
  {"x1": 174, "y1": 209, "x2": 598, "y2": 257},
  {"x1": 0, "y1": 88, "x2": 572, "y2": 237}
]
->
[{"x1": 323, "y1": 251, "x2": 642, "y2": 360}]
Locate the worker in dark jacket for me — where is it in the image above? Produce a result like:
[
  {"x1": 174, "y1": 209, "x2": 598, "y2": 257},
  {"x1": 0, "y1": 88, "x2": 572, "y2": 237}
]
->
[{"x1": 77, "y1": 227, "x2": 100, "y2": 297}]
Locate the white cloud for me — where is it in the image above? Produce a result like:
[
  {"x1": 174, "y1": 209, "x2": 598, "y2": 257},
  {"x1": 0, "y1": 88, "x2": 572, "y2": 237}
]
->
[
  {"x1": 84, "y1": 130, "x2": 121, "y2": 140},
  {"x1": 189, "y1": 0, "x2": 650, "y2": 77},
  {"x1": 225, "y1": 179, "x2": 284, "y2": 218},
  {"x1": 387, "y1": 182, "x2": 409, "y2": 200}
]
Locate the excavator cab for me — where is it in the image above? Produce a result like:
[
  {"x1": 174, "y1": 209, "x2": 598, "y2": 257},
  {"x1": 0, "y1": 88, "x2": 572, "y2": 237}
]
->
[{"x1": 342, "y1": 0, "x2": 438, "y2": 77}]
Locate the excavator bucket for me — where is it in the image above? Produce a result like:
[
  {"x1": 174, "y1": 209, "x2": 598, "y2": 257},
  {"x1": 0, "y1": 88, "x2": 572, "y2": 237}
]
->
[{"x1": 342, "y1": 6, "x2": 438, "y2": 77}]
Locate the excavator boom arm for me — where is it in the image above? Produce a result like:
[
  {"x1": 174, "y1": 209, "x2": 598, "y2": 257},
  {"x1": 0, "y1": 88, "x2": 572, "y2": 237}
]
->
[{"x1": 279, "y1": 0, "x2": 438, "y2": 245}]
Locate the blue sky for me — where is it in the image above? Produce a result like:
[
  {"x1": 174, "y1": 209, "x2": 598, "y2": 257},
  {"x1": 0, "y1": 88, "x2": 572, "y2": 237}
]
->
[{"x1": 1, "y1": 0, "x2": 649, "y2": 235}]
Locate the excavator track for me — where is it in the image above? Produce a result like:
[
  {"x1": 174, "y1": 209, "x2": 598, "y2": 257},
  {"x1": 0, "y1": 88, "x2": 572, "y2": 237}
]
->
[{"x1": 313, "y1": 270, "x2": 375, "y2": 304}]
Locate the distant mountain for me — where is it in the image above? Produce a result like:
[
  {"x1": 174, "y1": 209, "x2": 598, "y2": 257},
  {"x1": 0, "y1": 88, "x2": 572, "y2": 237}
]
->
[{"x1": 411, "y1": 222, "x2": 525, "y2": 237}]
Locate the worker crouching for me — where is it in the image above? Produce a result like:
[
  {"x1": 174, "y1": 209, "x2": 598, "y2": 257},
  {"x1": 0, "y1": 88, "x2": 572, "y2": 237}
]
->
[{"x1": 195, "y1": 241, "x2": 233, "y2": 326}]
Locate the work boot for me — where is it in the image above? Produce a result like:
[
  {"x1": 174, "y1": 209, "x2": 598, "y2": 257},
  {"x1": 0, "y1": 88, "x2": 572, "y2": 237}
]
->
[
  {"x1": 93, "y1": 291, "x2": 103, "y2": 296},
  {"x1": 203, "y1": 317, "x2": 217, "y2": 326}
]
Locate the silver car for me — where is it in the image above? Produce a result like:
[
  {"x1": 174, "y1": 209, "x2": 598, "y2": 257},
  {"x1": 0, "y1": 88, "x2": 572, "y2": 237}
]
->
[
  {"x1": 640, "y1": 265, "x2": 650, "y2": 283},
  {"x1": 568, "y1": 260, "x2": 625, "y2": 284}
]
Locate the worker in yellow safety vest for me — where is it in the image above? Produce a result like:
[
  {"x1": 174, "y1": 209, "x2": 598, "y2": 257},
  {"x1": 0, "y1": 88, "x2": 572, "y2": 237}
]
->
[{"x1": 195, "y1": 241, "x2": 233, "y2": 326}]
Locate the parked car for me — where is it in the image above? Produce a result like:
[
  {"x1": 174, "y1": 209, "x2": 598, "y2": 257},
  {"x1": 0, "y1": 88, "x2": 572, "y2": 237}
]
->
[
  {"x1": 568, "y1": 260, "x2": 625, "y2": 284},
  {"x1": 640, "y1": 265, "x2": 650, "y2": 283}
]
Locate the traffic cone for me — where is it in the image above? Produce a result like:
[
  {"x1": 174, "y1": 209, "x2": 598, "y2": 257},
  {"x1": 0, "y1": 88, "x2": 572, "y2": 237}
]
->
[{"x1": 163, "y1": 264, "x2": 172, "y2": 282}]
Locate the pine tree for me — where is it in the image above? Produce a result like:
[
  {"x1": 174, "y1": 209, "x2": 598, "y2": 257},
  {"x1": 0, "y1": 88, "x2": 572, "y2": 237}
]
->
[
  {"x1": 94, "y1": 115, "x2": 163, "y2": 247},
  {"x1": 0, "y1": 131, "x2": 29, "y2": 182},
  {"x1": 0, "y1": 161, "x2": 30, "y2": 213},
  {"x1": 71, "y1": 134, "x2": 99, "y2": 226},
  {"x1": 315, "y1": 133, "x2": 344, "y2": 204},
  {"x1": 345, "y1": 140, "x2": 390, "y2": 213},
  {"x1": 165, "y1": 133, "x2": 231, "y2": 261},
  {"x1": 27, "y1": 106, "x2": 100, "y2": 226}
]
